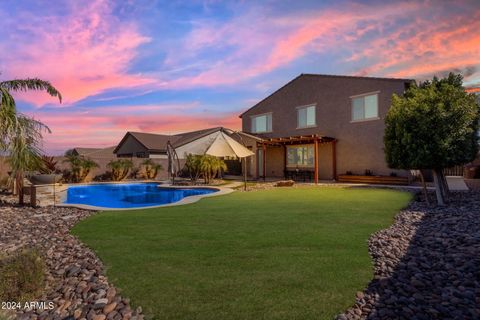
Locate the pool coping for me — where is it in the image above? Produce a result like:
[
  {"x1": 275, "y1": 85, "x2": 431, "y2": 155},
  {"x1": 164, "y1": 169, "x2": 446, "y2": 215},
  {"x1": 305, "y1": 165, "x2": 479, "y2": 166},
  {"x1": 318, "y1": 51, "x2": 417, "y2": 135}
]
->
[{"x1": 57, "y1": 183, "x2": 234, "y2": 211}]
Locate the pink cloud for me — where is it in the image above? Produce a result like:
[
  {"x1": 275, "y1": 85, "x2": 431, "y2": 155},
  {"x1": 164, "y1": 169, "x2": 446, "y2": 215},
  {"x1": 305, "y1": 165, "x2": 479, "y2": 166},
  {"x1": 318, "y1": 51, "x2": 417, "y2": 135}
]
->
[
  {"x1": 161, "y1": 2, "x2": 418, "y2": 88},
  {"x1": 1, "y1": 0, "x2": 154, "y2": 106},
  {"x1": 27, "y1": 104, "x2": 241, "y2": 154},
  {"x1": 351, "y1": 10, "x2": 480, "y2": 82},
  {"x1": 163, "y1": 2, "x2": 480, "y2": 88}
]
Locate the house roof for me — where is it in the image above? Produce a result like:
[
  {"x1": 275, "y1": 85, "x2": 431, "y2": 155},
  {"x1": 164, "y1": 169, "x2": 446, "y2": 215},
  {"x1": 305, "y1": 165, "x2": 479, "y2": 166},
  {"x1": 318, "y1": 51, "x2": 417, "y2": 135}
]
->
[
  {"x1": 239, "y1": 73, "x2": 414, "y2": 118},
  {"x1": 113, "y1": 127, "x2": 260, "y2": 154},
  {"x1": 128, "y1": 132, "x2": 179, "y2": 152},
  {"x1": 73, "y1": 146, "x2": 116, "y2": 158}
]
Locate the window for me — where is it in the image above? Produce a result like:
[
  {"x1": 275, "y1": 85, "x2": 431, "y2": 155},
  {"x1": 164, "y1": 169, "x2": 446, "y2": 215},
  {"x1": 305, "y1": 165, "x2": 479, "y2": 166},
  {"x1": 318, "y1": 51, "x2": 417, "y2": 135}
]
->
[
  {"x1": 297, "y1": 105, "x2": 316, "y2": 128},
  {"x1": 286, "y1": 145, "x2": 314, "y2": 167},
  {"x1": 251, "y1": 113, "x2": 272, "y2": 133},
  {"x1": 351, "y1": 93, "x2": 379, "y2": 121}
]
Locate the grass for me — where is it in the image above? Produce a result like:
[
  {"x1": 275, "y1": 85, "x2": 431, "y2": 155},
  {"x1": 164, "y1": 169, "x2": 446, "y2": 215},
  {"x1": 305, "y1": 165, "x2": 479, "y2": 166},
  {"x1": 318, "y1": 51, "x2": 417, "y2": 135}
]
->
[{"x1": 72, "y1": 187, "x2": 411, "y2": 320}]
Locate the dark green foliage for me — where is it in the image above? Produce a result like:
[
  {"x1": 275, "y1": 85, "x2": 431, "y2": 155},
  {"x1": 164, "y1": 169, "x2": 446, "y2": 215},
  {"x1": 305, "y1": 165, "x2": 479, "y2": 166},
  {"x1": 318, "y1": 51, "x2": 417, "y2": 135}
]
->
[
  {"x1": 0, "y1": 248, "x2": 45, "y2": 302},
  {"x1": 385, "y1": 73, "x2": 480, "y2": 170}
]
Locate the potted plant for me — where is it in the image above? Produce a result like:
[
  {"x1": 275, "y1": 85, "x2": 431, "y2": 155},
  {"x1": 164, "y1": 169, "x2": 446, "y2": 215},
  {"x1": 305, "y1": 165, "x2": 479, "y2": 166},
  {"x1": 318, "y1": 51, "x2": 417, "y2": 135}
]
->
[{"x1": 29, "y1": 155, "x2": 63, "y2": 185}]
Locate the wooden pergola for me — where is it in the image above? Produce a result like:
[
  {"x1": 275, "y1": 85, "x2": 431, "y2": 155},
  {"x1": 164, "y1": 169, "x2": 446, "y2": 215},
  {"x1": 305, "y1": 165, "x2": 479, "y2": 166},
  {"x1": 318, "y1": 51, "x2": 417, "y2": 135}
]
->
[{"x1": 256, "y1": 134, "x2": 337, "y2": 184}]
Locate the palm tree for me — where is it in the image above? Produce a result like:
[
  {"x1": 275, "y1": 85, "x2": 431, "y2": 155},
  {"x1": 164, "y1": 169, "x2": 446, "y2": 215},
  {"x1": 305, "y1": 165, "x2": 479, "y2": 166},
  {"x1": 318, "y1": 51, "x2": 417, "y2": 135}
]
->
[
  {"x1": 199, "y1": 155, "x2": 227, "y2": 184},
  {"x1": 107, "y1": 159, "x2": 133, "y2": 181},
  {"x1": 63, "y1": 153, "x2": 99, "y2": 183},
  {"x1": 185, "y1": 154, "x2": 202, "y2": 182},
  {"x1": 0, "y1": 78, "x2": 62, "y2": 204},
  {"x1": 212, "y1": 157, "x2": 227, "y2": 181},
  {"x1": 142, "y1": 159, "x2": 163, "y2": 179}
]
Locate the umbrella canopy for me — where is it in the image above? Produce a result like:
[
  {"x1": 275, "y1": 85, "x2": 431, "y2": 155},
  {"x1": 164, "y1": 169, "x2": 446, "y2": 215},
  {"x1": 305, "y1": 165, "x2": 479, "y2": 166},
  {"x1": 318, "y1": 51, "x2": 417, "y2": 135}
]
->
[{"x1": 175, "y1": 130, "x2": 254, "y2": 159}]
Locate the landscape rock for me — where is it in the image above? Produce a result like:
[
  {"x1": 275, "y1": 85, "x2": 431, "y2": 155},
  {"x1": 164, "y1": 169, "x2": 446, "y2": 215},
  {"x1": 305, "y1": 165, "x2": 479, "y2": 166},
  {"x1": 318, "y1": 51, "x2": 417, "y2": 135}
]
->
[
  {"x1": 337, "y1": 191, "x2": 480, "y2": 319},
  {"x1": 0, "y1": 199, "x2": 144, "y2": 320}
]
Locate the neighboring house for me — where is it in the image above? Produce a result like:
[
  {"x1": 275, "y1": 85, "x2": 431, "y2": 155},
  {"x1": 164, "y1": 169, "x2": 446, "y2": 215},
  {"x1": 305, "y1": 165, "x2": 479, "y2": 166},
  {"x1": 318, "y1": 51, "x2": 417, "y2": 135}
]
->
[
  {"x1": 71, "y1": 146, "x2": 116, "y2": 158},
  {"x1": 114, "y1": 127, "x2": 261, "y2": 176},
  {"x1": 240, "y1": 74, "x2": 414, "y2": 181}
]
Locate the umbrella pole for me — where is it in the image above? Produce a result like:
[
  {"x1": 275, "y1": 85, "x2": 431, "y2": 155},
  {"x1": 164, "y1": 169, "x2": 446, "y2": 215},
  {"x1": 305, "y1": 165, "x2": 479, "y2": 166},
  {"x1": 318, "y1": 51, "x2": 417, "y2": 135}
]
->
[{"x1": 243, "y1": 157, "x2": 247, "y2": 191}]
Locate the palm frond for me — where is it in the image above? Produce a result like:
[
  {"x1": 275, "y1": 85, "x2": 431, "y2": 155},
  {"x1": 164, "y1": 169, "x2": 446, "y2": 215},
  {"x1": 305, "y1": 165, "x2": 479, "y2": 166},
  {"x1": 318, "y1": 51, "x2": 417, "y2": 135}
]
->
[
  {"x1": 0, "y1": 78, "x2": 62, "y2": 103},
  {"x1": 0, "y1": 87, "x2": 18, "y2": 150}
]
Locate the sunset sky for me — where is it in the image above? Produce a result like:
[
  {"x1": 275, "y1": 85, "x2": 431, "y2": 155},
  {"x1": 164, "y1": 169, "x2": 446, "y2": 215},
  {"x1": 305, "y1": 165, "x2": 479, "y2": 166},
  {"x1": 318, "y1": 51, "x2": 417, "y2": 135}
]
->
[{"x1": 1, "y1": 0, "x2": 479, "y2": 154}]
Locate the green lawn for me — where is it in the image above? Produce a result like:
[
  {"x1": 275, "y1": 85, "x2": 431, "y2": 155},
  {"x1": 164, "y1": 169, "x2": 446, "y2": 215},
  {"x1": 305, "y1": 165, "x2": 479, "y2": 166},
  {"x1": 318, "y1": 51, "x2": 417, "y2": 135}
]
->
[{"x1": 72, "y1": 187, "x2": 411, "y2": 320}]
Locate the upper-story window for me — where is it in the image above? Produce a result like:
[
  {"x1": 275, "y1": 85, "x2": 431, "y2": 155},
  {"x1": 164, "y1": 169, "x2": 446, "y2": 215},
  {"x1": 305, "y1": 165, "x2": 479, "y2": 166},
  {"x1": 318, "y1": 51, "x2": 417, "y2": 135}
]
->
[
  {"x1": 251, "y1": 113, "x2": 272, "y2": 133},
  {"x1": 351, "y1": 92, "x2": 379, "y2": 121},
  {"x1": 297, "y1": 105, "x2": 316, "y2": 128}
]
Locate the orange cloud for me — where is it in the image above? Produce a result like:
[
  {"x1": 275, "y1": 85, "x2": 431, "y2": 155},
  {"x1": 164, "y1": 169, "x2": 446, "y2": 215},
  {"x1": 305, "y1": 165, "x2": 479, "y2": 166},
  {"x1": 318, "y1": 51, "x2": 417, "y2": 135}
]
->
[
  {"x1": 349, "y1": 9, "x2": 480, "y2": 83},
  {"x1": 466, "y1": 87, "x2": 480, "y2": 93}
]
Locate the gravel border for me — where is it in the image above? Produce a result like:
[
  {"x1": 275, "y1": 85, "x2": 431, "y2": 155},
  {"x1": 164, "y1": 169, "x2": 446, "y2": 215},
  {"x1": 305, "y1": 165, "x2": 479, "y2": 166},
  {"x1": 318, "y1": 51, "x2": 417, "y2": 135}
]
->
[
  {"x1": 0, "y1": 203, "x2": 144, "y2": 320},
  {"x1": 337, "y1": 191, "x2": 480, "y2": 319}
]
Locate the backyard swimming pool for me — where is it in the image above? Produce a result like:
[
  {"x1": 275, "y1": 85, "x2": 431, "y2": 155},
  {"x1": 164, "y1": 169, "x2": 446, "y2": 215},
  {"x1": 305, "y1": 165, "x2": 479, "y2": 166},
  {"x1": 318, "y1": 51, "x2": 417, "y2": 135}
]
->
[{"x1": 63, "y1": 183, "x2": 218, "y2": 209}]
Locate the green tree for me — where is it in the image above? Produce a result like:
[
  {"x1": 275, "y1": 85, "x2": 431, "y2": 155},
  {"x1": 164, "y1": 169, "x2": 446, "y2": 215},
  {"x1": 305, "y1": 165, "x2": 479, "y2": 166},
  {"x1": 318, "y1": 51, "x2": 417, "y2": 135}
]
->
[
  {"x1": 142, "y1": 159, "x2": 162, "y2": 179},
  {"x1": 384, "y1": 73, "x2": 480, "y2": 205},
  {"x1": 0, "y1": 78, "x2": 61, "y2": 204},
  {"x1": 107, "y1": 159, "x2": 133, "y2": 181}
]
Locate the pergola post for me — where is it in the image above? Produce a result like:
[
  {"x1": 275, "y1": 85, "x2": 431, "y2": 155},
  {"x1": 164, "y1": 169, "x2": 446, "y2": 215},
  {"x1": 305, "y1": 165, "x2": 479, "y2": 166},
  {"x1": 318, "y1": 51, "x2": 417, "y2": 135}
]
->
[
  {"x1": 332, "y1": 140, "x2": 337, "y2": 180},
  {"x1": 314, "y1": 138, "x2": 319, "y2": 184},
  {"x1": 262, "y1": 143, "x2": 266, "y2": 181}
]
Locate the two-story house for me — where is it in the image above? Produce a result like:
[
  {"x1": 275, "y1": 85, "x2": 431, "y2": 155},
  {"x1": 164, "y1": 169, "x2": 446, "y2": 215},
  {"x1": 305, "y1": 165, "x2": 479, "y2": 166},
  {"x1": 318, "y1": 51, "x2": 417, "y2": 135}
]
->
[{"x1": 240, "y1": 74, "x2": 414, "y2": 182}]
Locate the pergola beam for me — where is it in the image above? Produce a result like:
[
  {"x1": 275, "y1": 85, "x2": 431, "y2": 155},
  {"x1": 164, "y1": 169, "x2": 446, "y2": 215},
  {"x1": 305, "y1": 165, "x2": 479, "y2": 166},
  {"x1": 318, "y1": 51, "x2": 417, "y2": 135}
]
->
[{"x1": 256, "y1": 135, "x2": 337, "y2": 182}]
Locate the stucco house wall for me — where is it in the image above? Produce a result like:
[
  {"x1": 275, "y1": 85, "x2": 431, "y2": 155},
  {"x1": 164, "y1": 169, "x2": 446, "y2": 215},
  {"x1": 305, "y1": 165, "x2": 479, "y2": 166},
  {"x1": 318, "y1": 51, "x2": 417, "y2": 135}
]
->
[{"x1": 241, "y1": 74, "x2": 412, "y2": 179}]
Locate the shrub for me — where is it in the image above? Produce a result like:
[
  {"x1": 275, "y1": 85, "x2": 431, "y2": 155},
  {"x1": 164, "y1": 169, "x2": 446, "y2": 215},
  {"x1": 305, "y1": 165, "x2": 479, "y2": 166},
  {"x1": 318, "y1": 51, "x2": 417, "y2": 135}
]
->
[
  {"x1": 107, "y1": 159, "x2": 133, "y2": 181},
  {"x1": 63, "y1": 154, "x2": 98, "y2": 183},
  {"x1": 184, "y1": 154, "x2": 203, "y2": 182},
  {"x1": 39, "y1": 155, "x2": 58, "y2": 174},
  {"x1": 129, "y1": 167, "x2": 140, "y2": 179},
  {"x1": 93, "y1": 171, "x2": 112, "y2": 181},
  {"x1": 0, "y1": 311, "x2": 14, "y2": 320},
  {"x1": 142, "y1": 159, "x2": 162, "y2": 180},
  {"x1": 0, "y1": 248, "x2": 44, "y2": 302},
  {"x1": 0, "y1": 176, "x2": 9, "y2": 191},
  {"x1": 184, "y1": 154, "x2": 227, "y2": 184}
]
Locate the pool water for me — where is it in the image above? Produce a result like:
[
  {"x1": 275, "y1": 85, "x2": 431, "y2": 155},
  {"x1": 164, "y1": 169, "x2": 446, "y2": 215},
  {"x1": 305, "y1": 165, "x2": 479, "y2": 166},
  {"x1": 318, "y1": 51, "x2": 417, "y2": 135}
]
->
[{"x1": 64, "y1": 183, "x2": 217, "y2": 208}]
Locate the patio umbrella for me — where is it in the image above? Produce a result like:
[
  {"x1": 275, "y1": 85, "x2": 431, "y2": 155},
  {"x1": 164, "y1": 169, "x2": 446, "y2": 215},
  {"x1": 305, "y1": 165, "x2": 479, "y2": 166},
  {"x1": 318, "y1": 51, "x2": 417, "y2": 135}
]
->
[{"x1": 175, "y1": 129, "x2": 254, "y2": 190}]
